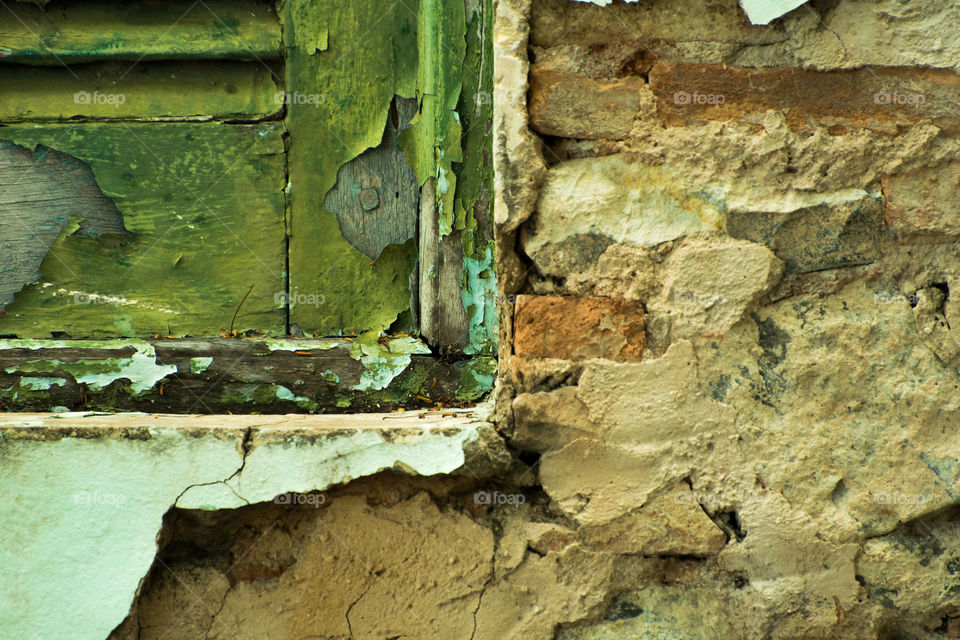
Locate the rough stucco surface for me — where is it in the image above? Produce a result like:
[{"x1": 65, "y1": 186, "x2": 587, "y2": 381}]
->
[{"x1": 495, "y1": 0, "x2": 960, "y2": 638}]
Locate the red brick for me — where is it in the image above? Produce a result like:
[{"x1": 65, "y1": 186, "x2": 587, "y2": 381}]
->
[
  {"x1": 883, "y1": 162, "x2": 960, "y2": 238},
  {"x1": 649, "y1": 62, "x2": 960, "y2": 133},
  {"x1": 513, "y1": 295, "x2": 644, "y2": 361}
]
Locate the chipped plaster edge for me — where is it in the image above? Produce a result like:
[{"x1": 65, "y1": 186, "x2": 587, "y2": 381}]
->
[{"x1": 0, "y1": 416, "x2": 505, "y2": 640}]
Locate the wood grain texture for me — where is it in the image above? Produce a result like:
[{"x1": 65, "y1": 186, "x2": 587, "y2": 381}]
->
[
  {"x1": 0, "y1": 0, "x2": 281, "y2": 64},
  {"x1": 418, "y1": 178, "x2": 469, "y2": 351},
  {"x1": 0, "y1": 141, "x2": 126, "y2": 309},
  {"x1": 0, "y1": 123, "x2": 287, "y2": 338},
  {"x1": 0, "y1": 338, "x2": 482, "y2": 413},
  {"x1": 0, "y1": 61, "x2": 280, "y2": 122},
  {"x1": 324, "y1": 97, "x2": 419, "y2": 261}
]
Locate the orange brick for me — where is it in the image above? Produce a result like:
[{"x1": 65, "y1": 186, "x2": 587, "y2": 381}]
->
[
  {"x1": 649, "y1": 62, "x2": 960, "y2": 133},
  {"x1": 513, "y1": 295, "x2": 644, "y2": 361}
]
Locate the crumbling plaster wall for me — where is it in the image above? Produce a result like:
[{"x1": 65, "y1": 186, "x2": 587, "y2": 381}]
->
[{"x1": 494, "y1": 0, "x2": 960, "y2": 638}]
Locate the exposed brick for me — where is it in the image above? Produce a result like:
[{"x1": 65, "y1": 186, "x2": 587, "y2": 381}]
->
[
  {"x1": 529, "y1": 65, "x2": 645, "y2": 139},
  {"x1": 649, "y1": 62, "x2": 960, "y2": 133},
  {"x1": 513, "y1": 295, "x2": 645, "y2": 361},
  {"x1": 883, "y1": 162, "x2": 960, "y2": 238}
]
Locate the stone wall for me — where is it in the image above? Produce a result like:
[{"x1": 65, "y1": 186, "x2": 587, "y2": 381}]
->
[{"x1": 494, "y1": 0, "x2": 960, "y2": 638}]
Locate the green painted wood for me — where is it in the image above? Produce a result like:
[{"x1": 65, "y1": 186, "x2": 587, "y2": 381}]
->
[
  {"x1": 455, "y1": 0, "x2": 497, "y2": 355},
  {"x1": 399, "y1": 0, "x2": 466, "y2": 238},
  {"x1": 0, "y1": 338, "x2": 493, "y2": 413},
  {"x1": 284, "y1": 0, "x2": 422, "y2": 336},
  {"x1": 0, "y1": 61, "x2": 280, "y2": 122},
  {"x1": 0, "y1": 0, "x2": 281, "y2": 64},
  {"x1": 0, "y1": 123, "x2": 286, "y2": 338}
]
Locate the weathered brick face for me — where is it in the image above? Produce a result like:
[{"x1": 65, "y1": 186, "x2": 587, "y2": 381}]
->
[
  {"x1": 513, "y1": 295, "x2": 645, "y2": 361},
  {"x1": 650, "y1": 63, "x2": 960, "y2": 133}
]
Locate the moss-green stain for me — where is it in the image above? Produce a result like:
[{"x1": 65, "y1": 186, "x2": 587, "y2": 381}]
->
[
  {"x1": 456, "y1": 356, "x2": 495, "y2": 401},
  {"x1": 0, "y1": 124, "x2": 286, "y2": 338}
]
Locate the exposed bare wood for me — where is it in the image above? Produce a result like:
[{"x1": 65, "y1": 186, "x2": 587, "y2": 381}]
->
[
  {"x1": 324, "y1": 97, "x2": 419, "y2": 260},
  {"x1": 0, "y1": 141, "x2": 126, "y2": 309}
]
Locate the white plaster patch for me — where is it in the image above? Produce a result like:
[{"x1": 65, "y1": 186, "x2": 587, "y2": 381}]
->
[{"x1": 739, "y1": 0, "x2": 809, "y2": 25}]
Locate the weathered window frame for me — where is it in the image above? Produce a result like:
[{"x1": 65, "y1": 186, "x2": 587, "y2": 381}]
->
[{"x1": 0, "y1": 0, "x2": 496, "y2": 414}]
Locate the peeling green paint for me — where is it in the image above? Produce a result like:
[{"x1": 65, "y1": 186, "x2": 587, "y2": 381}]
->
[
  {"x1": 257, "y1": 338, "x2": 340, "y2": 353},
  {"x1": 455, "y1": 1, "x2": 497, "y2": 356},
  {"x1": 349, "y1": 333, "x2": 432, "y2": 391},
  {"x1": 18, "y1": 376, "x2": 66, "y2": 391},
  {"x1": 1, "y1": 339, "x2": 176, "y2": 394},
  {"x1": 461, "y1": 245, "x2": 497, "y2": 355},
  {"x1": 272, "y1": 385, "x2": 318, "y2": 411},
  {"x1": 189, "y1": 357, "x2": 213, "y2": 375},
  {"x1": 398, "y1": 0, "x2": 465, "y2": 238}
]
